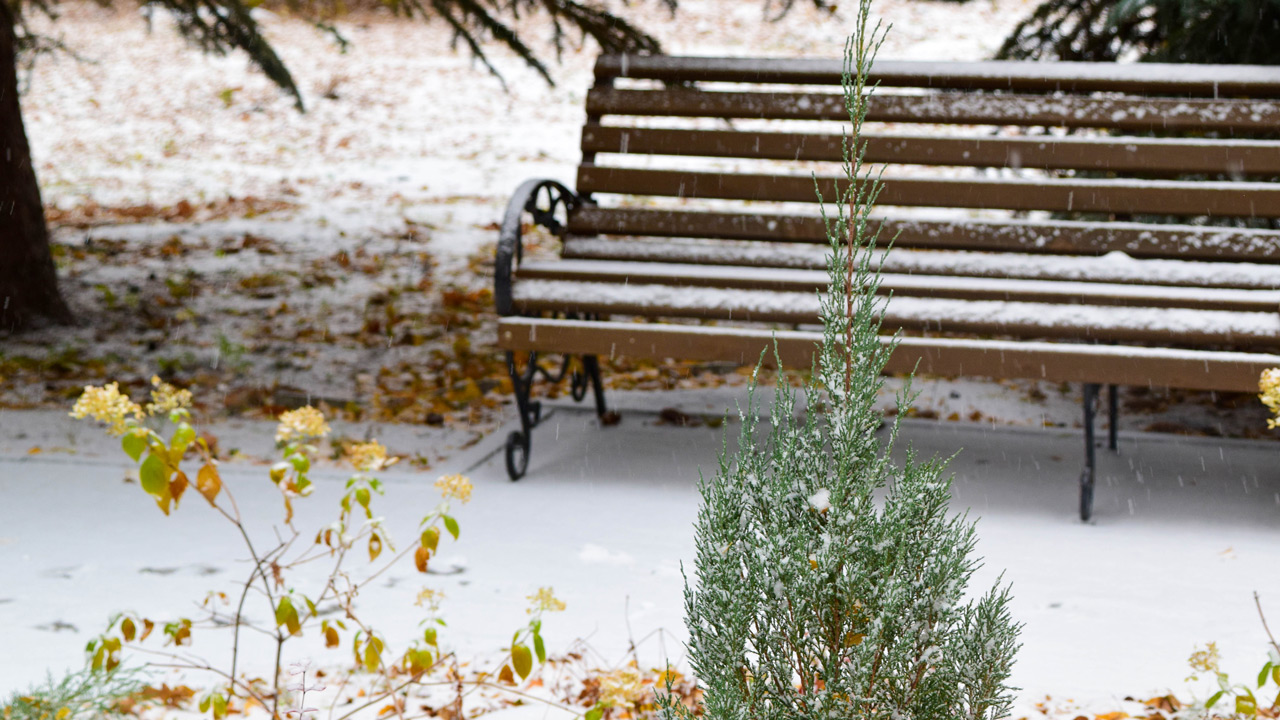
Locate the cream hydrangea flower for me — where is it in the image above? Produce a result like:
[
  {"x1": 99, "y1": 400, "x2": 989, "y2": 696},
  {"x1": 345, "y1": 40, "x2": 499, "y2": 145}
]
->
[
  {"x1": 146, "y1": 375, "x2": 193, "y2": 416},
  {"x1": 70, "y1": 382, "x2": 144, "y2": 436},
  {"x1": 1186, "y1": 641, "x2": 1221, "y2": 681},
  {"x1": 1260, "y1": 369, "x2": 1280, "y2": 429},
  {"x1": 414, "y1": 588, "x2": 445, "y2": 612},
  {"x1": 526, "y1": 586, "x2": 566, "y2": 614},
  {"x1": 434, "y1": 474, "x2": 473, "y2": 503},
  {"x1": 347, "y1": 440, "x2": 398, "y2": 473},
  {"x1": 596, "y1": 666, "x2": 646, "y2": 707},
  {"x1": 275, "y1": 406, "x2": 331, "y2": 443}
]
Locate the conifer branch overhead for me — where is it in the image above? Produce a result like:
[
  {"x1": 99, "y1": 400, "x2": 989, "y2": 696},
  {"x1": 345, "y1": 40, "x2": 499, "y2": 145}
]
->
[
  {"x1": 164, "y1": 0, "x2": 307, "y2": 110},
  {"x1": 11, "y1": 0, "x2": 835, "y2": 110},
  {"x1": 996, "y1": 0, "x2": 1280, "y2": 64}
]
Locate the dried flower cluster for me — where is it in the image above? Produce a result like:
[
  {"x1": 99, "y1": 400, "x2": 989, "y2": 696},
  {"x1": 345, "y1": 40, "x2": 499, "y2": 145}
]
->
[
  {"x1": 434, "y1": 474, "x2": 473, "y2": 504},
  {"x1": 146, "y1": 376, "x2": 193, "y2": 415},
  {"x1": 1260, "y1": 369, "x2": 1280, "y2": 428},
  {"x1": 414, "y1": 588, "x2": 445, "y2": 612},
  {"x1": 597, "y1": 666, "x2": 647, "y2": 707},
  {"x1": 1187, "y1": 641, "x2": 1222, "y2": 680},
  {"x1": 275, "y1": 406, "x2": 331, "y2": 444},
  {"x1": 526, "y1": 586, "x2": 566, "y2": 614},
  {"x1": 347, "y1": 441, "x2": 397, "y2": 473},
  {"x1": 70, "y1": 382, "x2": 144, "y2": 436}
]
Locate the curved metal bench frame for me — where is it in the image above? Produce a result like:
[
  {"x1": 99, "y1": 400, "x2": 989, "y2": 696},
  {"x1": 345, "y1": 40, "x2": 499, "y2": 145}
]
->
[{"x1": 495, "y1": 179, "x2": 608, "y2": 480}]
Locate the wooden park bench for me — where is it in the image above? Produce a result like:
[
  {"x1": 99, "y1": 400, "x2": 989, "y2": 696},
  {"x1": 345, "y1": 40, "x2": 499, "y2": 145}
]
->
[{"x1": 493, "y1": 55, "x2": 1280, "y2": 520}]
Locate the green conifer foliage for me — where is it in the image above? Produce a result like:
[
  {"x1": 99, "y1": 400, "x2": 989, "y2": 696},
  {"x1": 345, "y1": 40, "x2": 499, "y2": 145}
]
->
[
  {"x1": 996, "y1": 0, "x2": 1280, "y2": 64},
  {"x1": 659, "y1": 3, "x2": 1021, "y2": 719}
]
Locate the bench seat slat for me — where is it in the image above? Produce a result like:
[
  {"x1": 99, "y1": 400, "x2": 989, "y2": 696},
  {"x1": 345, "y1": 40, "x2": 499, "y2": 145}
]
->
[
  {"x1": 568, "y1": 208, "x2": 1280, "y2": 263},
  {"x1": 561, "y1": 237, "x2": 1280, "y2": 290},
  {"x1": 581, "y1": 127, "x2": 1280, "y2": 175},
  {"x1": 586, "y1": 88, "x2": 1280, "y2": 133},
  {"x1": 594, "y1": 56, "x2": 1280, "y2": 98},
  {"x1": 499, "y1": 317, "x2": 1280, "y2": 393},
  {"x1": 578, "y1": 165, "x2": 1280, "y2": 218},
  {"x1": 511, "y1": 279, "x2": 1280, "y2": 349},
  {"x1": 516, "y1": 259, "x2": 1280, "y2": 312}
]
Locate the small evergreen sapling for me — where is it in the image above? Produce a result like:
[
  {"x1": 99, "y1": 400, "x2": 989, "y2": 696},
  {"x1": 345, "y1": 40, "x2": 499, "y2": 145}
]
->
[{"x1": 658, "y1": 4, "x2": 1022, "y2": 720}]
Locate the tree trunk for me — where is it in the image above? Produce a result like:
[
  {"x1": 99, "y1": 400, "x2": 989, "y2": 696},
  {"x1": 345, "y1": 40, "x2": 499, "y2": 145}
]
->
[{"x1": 0, "y1": 1, "x2": 70, "y2": 332}]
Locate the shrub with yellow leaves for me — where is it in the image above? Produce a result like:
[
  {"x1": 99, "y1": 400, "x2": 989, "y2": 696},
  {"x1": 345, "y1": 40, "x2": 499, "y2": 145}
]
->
[
  {"x1": 1179, "y1": 596, "x2": 1280, "y2": 718},
  {"x1": 70, "y1": 384, "x2": 562, "y2": 720}
]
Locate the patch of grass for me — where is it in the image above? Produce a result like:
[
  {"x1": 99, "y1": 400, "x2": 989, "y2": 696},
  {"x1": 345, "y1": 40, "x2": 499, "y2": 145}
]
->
[{"x1": 1, "y1": 667, "x2": 148, "y2": 719}]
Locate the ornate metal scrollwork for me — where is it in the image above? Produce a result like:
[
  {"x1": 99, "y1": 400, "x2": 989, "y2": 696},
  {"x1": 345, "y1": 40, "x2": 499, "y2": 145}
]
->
[
  {"x1": 493, "y1": 179, "x2": 611, "y2": 481},
  {"x1": 494, "y1": 179, "x2": 581, "y2": 317}
]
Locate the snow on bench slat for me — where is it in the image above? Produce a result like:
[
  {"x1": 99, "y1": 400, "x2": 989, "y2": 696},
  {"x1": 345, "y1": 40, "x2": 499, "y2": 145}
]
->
[
  {"x1": 517, "y1": 258, "x2": 1280, "y2": 311},
  {"x1": 596, "y1": 56, "x2": 1280, "y2": 97},
  {"x1": 588, "y1": 89, "x2": 1280, "y2": 130},
  {"x1": 561, "y1": 238, "x2": 1280, "y2": 290},
  {"x1": 571, "y1": 209, "x2": 1280, "y2": 261},
  {"x1": 512, "y1": 280, "x2": 1280, "y2": 347}
]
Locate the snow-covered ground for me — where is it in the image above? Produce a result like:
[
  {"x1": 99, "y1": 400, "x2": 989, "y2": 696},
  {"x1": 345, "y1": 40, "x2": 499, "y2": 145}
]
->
[{"x1": 4, "y1": 390, "x2": 1280, "y2": 718}]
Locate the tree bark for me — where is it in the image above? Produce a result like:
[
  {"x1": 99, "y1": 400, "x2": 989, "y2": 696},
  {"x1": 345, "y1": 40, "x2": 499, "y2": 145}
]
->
[{"x1": 0, "y1": 1, "x2": 70, "y2": 332}]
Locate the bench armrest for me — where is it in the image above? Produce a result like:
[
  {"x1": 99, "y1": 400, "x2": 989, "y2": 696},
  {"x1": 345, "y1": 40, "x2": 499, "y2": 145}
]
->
[{"x1": 495, "y1": 178, "x2": 582, "y2": 316}]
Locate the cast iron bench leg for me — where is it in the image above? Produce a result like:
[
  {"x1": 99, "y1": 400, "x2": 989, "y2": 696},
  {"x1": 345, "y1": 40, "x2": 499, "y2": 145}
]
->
[
  {"x1": 1080, "y1": 383, "x2": 1121, "y2": 521},
  {"x1": 580, "y1": 355, "x2": 609, "y2": 419},
  {"x1": 1108, "y1": 384, "x2": 1119, "y2": 451},
  {"x1": 1080, "y1": 383, "x2": 1099, "y2": 522},
  {"x1": 506, "y1": 352, "x2": 611, "y2": 481},
  {"x1": 505, "y1": 351, "x2": 542, "y2": 481}
]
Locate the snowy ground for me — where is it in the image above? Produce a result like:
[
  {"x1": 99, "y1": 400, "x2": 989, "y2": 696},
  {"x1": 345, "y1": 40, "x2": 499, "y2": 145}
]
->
[{"x1": 4, "y1": 389, "x2": 1280, "y2": 718}]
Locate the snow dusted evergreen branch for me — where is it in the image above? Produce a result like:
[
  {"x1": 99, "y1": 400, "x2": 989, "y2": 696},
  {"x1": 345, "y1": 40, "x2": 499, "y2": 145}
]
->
[{"x1": 658, "y1": 1, "x2": 1022, "y2": 719}]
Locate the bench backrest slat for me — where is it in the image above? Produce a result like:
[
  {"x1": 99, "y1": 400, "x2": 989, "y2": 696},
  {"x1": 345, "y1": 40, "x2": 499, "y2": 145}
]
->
[
  {"x1": 586, "y1": 88, "x2": 1280, "y2": 133},
  {"x1": 560, "y1": 237, "x2": 1280, "y2": 289},
  {"x1": 581, "y1": 127, "x2": 1280, "y2": 175},
  {"x1": 513, "y1": 283, "x2": 1278, "y2": 349},
  {"x1": 577, "y1": 166, "x2": 1280, "y2": 218},
  {"x1": 568, "y1": 208, "x2": 1280, "y2": 263},
  {"x1": 594, "y1": 56, "x2": 1280, "y2": 98},
  {"x1": 517, "y1": 259, "x2": 1280, "y2": 313}
]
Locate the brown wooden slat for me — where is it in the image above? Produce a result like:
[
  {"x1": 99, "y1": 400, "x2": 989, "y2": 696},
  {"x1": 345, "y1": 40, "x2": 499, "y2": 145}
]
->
[
  {"x1": 594, "y1": 56, "x2": 1280, "y2": 98},
  {"x1": 498, "y1": 317, "x2": 1280, "y2": 392},
  {"x1": 568, "y1": 208, "x2": 1280, "y2": 263},
  {"x1": 515, "y1": 259, "x2": 1280, "y2": 312},
  {"x1": 586, "y1": 88, "x2": 1280, "y2": 133},
  {"x1": 561, "y1": 236, "x2": 1280, "y2": 290},
  {"x1": 511, "y1": 280, "x2": 1280, "y2": 349},
  {"x1": 581, "y1": 127, "x2": 1280, "y2": 175},
  {"x1": 577, "y1": 165, "x2": 1280, "y2": 218}
]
